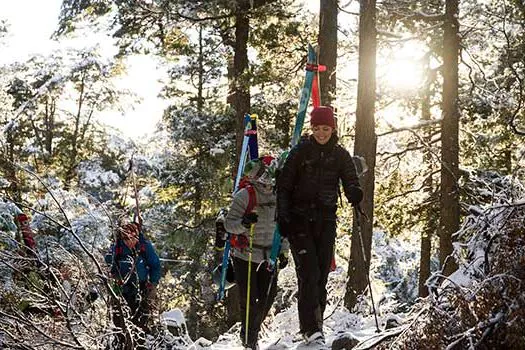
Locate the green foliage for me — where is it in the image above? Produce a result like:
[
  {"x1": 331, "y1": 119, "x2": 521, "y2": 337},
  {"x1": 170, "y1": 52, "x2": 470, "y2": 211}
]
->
[
  {"x1": 458, "y1": 0, "x2": 525, "y2": 175},
  {"x1": 58, "y1": 0, "x2": 192, "y2": 56},
  {"x1": 0, "y1": 47, "x2": 131, "y2": 200},
  {"x1": 159, "y1": 109, "x2": 233, "y2": 217},
  {"x1": 248, "y1": 13, "x2": 314, "y2": 150},
  {"x1": 376, "y1": 164, "x2": 427, "y2": 237},
  {"x1": 56, "y1": 0, "x2": 112, "y2": 35}
]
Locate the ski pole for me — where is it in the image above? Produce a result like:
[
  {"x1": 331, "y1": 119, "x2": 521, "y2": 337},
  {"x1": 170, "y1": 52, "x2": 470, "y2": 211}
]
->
[
  {"x1": 354, "y1": 205, "x2": 380, "y2": 333},
  {"x1": 245, "y1": 222, "x2": 255, "y2": 345}
]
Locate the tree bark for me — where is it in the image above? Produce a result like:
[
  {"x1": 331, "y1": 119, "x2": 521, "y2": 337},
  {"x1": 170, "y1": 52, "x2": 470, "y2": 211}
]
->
[
  {"x1": 439, "y1": 0, "x2": 460, "y2": 276},
  {"x1": 231, "y1": 13, "x2": 251, "y2": 166},
  {"x1": 65, "y1": 70, "x2": 86, "y2": 188},
  {"x1": 419, "y1": 64, "x2": 435, "y2": 297},
  {"x1": 194, "y1": 26, "x2": 205, "y2": 223},
  {"x1": 4, "y1": 128, "x2": 21, "y2": 202},
  {"x1": 43, "y1": 97, "x2": 56, "y2": 164},
  {"x1": 318, "y1": 0, "x2": 338, "y2": 106},
  {"x1": 225, "y1": 7, "x2": 251, "y2": 325},
  {"x1": 345, "y1": 0, "x2": 377, "y2": 310}
]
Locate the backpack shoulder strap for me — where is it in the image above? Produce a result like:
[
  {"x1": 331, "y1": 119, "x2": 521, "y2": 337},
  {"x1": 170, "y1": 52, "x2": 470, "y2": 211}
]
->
[{"x1": 245, "y1": 185, "x2": 257, "y2": 214}]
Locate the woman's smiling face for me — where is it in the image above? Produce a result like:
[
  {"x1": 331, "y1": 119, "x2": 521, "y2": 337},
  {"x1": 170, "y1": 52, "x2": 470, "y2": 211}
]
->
[{"x1": 311, "y1": 125, "x2": 334, "y2": 145}]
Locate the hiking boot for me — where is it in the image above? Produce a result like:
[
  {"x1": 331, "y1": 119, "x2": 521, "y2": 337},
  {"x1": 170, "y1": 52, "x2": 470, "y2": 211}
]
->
[
  {"x1": 242, "y1": 337, "x2": 259, "y2": 350},
  {"x1": 303, "y1": 331, "x2": 325, "y2": 345},
  {"x1": 240, "y1": 329, "x2": 259, "y2": 350},
  {"x1": 243, "y1": 343, "x2": 259, "y2": 350}
]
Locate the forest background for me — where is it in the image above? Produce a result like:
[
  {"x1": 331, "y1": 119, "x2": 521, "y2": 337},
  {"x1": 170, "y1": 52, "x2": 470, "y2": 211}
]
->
[{"x1": 1, "y1": 0, "x2": 524, "y2": 349}]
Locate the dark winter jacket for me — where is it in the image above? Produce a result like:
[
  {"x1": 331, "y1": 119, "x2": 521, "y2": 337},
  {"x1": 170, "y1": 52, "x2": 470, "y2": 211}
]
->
[
  {"x1": 105, "y1": 235, "x2": 161, "y2": 295},
  {"x1": 277, "y1": 134, "x2": 361, "y2": 221}
]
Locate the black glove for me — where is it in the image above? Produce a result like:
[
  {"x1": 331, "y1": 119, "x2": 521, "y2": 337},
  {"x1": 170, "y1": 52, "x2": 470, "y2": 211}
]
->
[
  {"x1": 278, "y1": 253, "x2": 289, "y2": 269},
  {"x1": 278, "y1": 216, "x2": 292, "y2": 238},
  {"x1": 347, "y1": 186, "x2": 363, "y2": 206},
  {"x1": 214, "y1": 222, "x2": 227, "y2": 249},
  {"x1": 241, "y1": 212, "x2": 258, "y2": 228}
]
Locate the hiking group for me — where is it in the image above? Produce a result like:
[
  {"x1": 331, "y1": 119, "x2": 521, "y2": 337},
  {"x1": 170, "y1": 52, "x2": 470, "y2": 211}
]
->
[
  {"x1": 220, "y1": 105, "x2": 363, "y2": 349},
  {"x1": 2, "y1": 106, "x2": 362, "y2": 350}
]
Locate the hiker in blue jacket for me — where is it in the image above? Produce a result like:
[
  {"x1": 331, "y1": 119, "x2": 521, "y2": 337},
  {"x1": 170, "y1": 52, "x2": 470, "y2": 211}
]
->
[{"x1": 105, "y1": 222, "x2": 161, "y2": 331}]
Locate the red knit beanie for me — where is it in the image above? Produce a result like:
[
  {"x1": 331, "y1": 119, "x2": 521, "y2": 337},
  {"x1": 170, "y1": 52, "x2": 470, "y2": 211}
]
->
[
  {"x1": 310, "y1": 106, "x2": 335, "y2": 128},
  {"x1": 16, "y1": 213, "x2": 29, "y2": 222}
]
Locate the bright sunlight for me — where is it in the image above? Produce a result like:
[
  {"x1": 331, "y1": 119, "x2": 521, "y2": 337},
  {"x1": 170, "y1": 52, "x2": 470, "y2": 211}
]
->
[
  {"x1": 379, "y1": 40, "x2": 426, "y2": 93},
  {"x1": 382, "y1": 59, "x2": 423, "y2": 90},
  {"x1": 377, "y1": 40, "x2": 428, "y2": 128}
]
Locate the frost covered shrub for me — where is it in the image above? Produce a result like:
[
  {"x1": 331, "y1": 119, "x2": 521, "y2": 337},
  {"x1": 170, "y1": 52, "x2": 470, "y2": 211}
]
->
[
  {"x1": 60, "y1": 212, "x2": 112, "y2": 254},
  {"x1": 374, "y1": 230, "x2": 420, "y2": 308},
  {"x1": 77, "y1": 159, "x2": 123, "y2": 202},
  {"x1": 0, "y1": 209, "x2": 115, "y2": 349},
  {"x1": 0, "y1": 245, "x2": 112, "y2": 349},
  {"x1": 378, "y1": 190, "x2": 525, "y2": 349}
]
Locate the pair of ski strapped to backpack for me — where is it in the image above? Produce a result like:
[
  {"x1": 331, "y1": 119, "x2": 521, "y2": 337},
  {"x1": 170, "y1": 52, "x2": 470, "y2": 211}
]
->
[
  {"x1": 216, "y1": 113, "x2": 259, "y2": 301},
  {"x1": 216, "y1": 44, "x2": 325, "y2": 301},
  {"x1": 267, "y1": 44, "x2": 324, "y2": 273}
]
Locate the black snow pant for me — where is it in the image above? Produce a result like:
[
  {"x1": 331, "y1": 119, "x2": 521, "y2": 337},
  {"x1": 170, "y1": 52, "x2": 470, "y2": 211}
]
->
[
  {"x1": 233, "y1": 256, "x2": 278, "y2": 348},
  {"x1": 123, "y1": 288, "x2": 150, "y2": 330},
  {"x1": 289, "y1": 214, "x2": 336, "y2": 337},
  {"x1": 111, "y1": 284, "x2": 150, "y2": 350}
]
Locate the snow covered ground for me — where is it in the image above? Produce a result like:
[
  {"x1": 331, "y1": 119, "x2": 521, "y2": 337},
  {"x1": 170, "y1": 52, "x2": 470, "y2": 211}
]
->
[{"x1": 161, "y1": 229, "x2": 419, "y2": 350}]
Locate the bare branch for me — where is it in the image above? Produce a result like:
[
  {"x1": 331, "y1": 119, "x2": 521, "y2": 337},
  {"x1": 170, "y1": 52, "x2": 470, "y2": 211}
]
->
[{"x1": 377, "y1": 119, "x2": 441, "y2": 137}]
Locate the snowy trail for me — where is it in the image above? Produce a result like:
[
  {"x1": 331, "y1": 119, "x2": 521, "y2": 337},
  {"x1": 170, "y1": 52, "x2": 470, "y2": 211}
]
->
[{"x1": 185, "y1": 229, "x2": 418, "y2": 350}]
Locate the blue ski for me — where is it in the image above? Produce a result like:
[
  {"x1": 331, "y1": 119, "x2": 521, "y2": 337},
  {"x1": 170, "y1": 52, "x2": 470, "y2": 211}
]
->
[
  {"x1": 218, "y1": 114, "x2": 257, "y2": 301},
  {"x1": 290, "y1": 44, "x2": 318, "y2": 146},
  {"x1": 267, "y1": 44, "x2": 319, "y2": 272}
]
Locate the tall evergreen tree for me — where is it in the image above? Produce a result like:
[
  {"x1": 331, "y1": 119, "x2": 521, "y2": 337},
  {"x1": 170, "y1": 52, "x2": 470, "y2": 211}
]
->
[
  {"x1": 439, "y1": 0, "x2": 460, "y2": 276},
  {"x1": 345, "y1": 0, "x2": 377, "y2": 310},
  {"x1": 318, "y1": 0, "x2": 338, "y2": 105}
]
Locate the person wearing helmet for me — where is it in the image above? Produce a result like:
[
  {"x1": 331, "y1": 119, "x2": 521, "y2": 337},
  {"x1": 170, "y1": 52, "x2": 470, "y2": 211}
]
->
[
  {"x1": 224, "y1": 156, "x2": 289, "y2": 350},
  {"x1": 276, "y1": 106, "x2": 363, "y2": 346}
]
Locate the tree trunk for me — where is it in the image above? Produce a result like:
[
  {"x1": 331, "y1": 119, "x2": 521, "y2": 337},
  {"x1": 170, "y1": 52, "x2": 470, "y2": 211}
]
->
[
  {"x1": 225, "y1": 8, "x2": 251, "y2": 325},
  {"x1": 318, "y1": 0, "x2": 338, "y2": 106},
  {"x1": 44, "y1": 97, "x2": 56, "y2": 164},
  {"x1": 231, "y1": 12, "x2": 251, "y2": 167},
  {"x1": 419, "y1": 64, "x2": 435, "y2": 297},
  {"x1": 65, "y1": 70, "x2": 86, "y2": 188},
  {"x1": 194, "y1": 26, "x2": 205, "y2": 223},
  {"x1": 439, "y1": 0, "x2": 460, "y2": 276},
  {"x1": 4, "y1": 128, "x2": 21, "y2": 202},
  {"x1": 345, "y1": 0, "x2": 377, "y2": 310}
]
